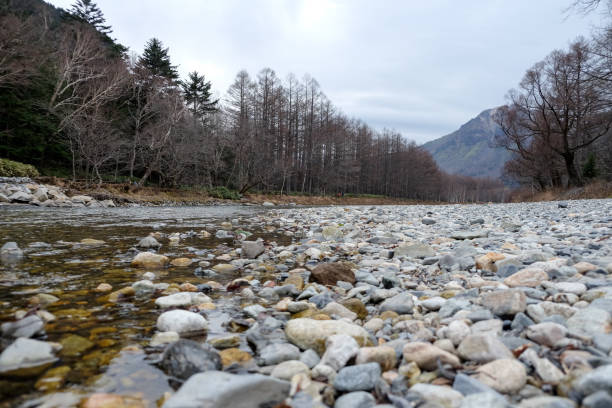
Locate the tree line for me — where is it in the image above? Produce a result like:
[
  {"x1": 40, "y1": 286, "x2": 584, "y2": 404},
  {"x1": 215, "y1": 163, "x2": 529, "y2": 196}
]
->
[
  {"x1": 0, "y1": 0, "x2": 508, "y2": 202},
  {"x1": 494, "y1": 0, "x2": 612, "y2": 189}
]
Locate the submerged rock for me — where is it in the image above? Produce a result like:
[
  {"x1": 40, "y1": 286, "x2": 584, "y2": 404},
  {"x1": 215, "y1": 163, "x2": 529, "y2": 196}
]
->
[
  {"x1": 160, "y1": 339, "x2": 221, "y2": 381},
  {"x1": 162, "y1": 371, "x2": 290, "y2": 408},
  {"x1": 0, "y1": 338, "x2": 60, "y2": 377}
]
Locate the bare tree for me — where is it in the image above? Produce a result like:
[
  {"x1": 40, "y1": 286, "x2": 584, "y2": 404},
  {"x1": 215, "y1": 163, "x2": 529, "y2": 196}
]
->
[{"x1": 496, "y1": 39, "x2": 612, "y2": 187}]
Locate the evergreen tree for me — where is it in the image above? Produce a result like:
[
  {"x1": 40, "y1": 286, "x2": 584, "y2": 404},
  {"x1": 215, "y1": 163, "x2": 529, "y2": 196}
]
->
[
  {"x1": 70, "y1": 0, "x2": 112, "y2": 34},
  {"x1": 582, "y1": 153, "x2": 598, "y2": 179},
  {"x1": 181, "y1": 71, "x2": 218, "y2": 124},
  {"x1": 138, "y1": 38, "x2": 179, "y2": 81}
]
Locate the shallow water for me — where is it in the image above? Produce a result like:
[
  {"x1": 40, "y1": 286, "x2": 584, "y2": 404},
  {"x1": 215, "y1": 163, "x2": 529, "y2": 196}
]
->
[{"x1": 0, "y1": 205, "x2": 290, "y2": 407}]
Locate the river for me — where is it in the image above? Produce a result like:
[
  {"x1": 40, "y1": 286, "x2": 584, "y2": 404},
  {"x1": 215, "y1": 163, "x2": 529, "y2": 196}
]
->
[{"x1": 0, "y1": 204, "x2": 287, "y2": 407}]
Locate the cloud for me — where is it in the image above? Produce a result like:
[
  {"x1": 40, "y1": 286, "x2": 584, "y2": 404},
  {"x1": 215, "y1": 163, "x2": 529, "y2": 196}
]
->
[{"x1": 48, "y1": 0, "x2": 601, "y2": 143}]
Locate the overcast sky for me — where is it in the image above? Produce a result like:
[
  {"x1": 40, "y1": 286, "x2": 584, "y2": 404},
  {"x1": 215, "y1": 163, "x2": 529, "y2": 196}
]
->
[{"x1": 48, "y1": 0, "x2": 604, "y2": 144}]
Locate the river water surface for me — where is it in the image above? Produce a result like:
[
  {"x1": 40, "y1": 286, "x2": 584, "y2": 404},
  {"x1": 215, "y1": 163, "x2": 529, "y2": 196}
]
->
[{"x1": 0, "y1": 205, "x2": 290, "y2": 407}]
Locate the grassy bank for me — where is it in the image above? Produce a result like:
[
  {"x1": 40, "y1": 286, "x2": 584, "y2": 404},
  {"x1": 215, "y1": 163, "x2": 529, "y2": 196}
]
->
[{"x1": 34, "y1": 178, "x2": 433, "y2": 206}]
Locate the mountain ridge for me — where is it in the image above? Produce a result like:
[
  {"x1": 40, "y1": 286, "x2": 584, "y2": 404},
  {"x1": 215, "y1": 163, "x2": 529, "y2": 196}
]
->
[{"x1": 422, "y1": 108, "x2": 511, "y2": 179}]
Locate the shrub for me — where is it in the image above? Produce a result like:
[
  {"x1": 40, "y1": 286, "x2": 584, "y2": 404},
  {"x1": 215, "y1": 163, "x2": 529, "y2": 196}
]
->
[
  {"x1": 208, "y1": 186, "x2": 241, "y2": 200},
  {"x1": 0, "y1": 158, "x2": 40, "y2": 177}
]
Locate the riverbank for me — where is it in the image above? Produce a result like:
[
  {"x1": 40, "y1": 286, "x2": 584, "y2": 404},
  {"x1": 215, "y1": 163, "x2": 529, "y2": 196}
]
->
[{"x1": 2, "y1": 177, "x2": 435, "y2": 208}]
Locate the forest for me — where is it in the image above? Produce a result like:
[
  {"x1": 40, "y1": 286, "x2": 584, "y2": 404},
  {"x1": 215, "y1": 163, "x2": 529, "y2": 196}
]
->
[{"x1": 1, "y1": 0, "x2": 610, "y2": 202}]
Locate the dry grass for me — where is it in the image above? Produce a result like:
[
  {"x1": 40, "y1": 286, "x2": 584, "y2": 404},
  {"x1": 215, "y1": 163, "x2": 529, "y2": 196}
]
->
[{"x1": 508, "y1": 180, "x2": 612, "y2": 202}]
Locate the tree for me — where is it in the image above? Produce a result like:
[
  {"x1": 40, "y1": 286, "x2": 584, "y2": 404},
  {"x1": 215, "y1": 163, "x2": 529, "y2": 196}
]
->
[
  {"x1": 70, "y1": 0, "x2": 112, "y2": 34},
  {"x1": 181, "y1": 71, "x2": 218, "y2": 125},
  {"x1": 138, "y1": 38, "x2": 179, "y2": 81},
  {"x1": 495, "y1": 40, "x2": 612, "y2": 187}
]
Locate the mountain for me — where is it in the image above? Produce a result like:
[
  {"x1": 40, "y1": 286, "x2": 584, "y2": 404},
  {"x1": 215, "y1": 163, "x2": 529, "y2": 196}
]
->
[{"x1": 422, "y1": 108, "x2": 511, "y2": 179}]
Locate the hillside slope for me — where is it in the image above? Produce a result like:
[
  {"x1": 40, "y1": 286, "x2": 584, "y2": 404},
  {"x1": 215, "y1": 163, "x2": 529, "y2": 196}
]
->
[{"x1": 422, "y1": 108, "x2": 511, "y2": 179}]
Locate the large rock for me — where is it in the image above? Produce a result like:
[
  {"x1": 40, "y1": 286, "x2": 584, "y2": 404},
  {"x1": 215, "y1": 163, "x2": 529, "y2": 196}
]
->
[
  {"x1": 1, "y1": 315, "x2": 44, "y2": 338},
  {"x1": 285, "y1": 318, "x2": 371, "y2": 354},
  {"x1": 457, "y1": 334, "x2": 513, "y2": 363},
  {"x1": 241, "y1": 240, "x2": 265, "y2": 259},
  {"x1": 403, "y1": 342, "x2": 461, "y2": 370},
  {"x1": 480, "y1": 289, "x2": 526, "y2": 316},
  {"x1": 379, "y1": 293, "x2": 414, "y2": 314},
  {"x1": 131, "y1": 252, "x2": 169, "y2": 268},
  {"x1": 155, "y1": 292, "x2": 212, "y2": 308},
  {"x1": 160, "y1": 339, "x2": 221, "y2": 380},
  {"x1": 0, "y1": 338, "x2": 60, "y2": 377},
  {"x1": 574, "y1": 364, "x2": 612, "y2": 396},
  {"x1": 566, "y1": 307, "x2": 612, "y2": 337},
  {"x1": 503, "y1": 268, "x2": 548, "y2": 288},
  {"x1": 310, "y1": 263, "x2": 355, "y2": 285},
  {"x1": 333, "y1": 362, "x2": 381, "y2": 392},
  {"x1": 162, "y1": 371, "x2": 290, "y2": 408},
  {"x1": 474, "y1": 359, "x2": 526, "y2": 394},
  {"x1": 157, "y1": 310, "x2": 208, "y2": 336}
]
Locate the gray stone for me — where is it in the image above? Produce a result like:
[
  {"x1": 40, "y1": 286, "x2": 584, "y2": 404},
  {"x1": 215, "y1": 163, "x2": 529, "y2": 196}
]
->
[
  {"x1": 155, "y1": 292, "x2": 211, "y2": 308},
  {"x1": 334, "y1": 362, "x2": 381, "y2": 392},
  {"x1": 525, "y1": 322, "x2": 567, "y2": 347},
  {"x1": 160, "y1": 339, "x2": 221, "y2": 380},
  {"x1": 259, "y1": 343, "x2": 301, "y2": 365},
  {"x1": 137, "y1": 235, "x2": 161, "y2": 248},
  {"x1": 157, "y1": 310, "x2": 208, "y2": 335},
  {"x1": 300, "y1": 349, "x2": 320, "y2": 368},
  {"x1": 242, "y1": 240, "x2": 265, "y2": 259},
  {"x1": 574, "y1": 364, "x2": 612, "y2": 396},
  {"x1": 334, "y1": 391, "x2": 376, "y2": 408},
  {"x1": 517, "y1": 396, "x2": 576, "y2": 408},
  {"x1": 0, "y1": 338, "x2": 60, "y2": 376},
  {"x1": 246, "y1": 317, "x2": 286, "y2": 353},
  {"x1": 453, "y1": 373, "x2": 501, "y2": 396},
  {"x1": 457, "y1": 334, "x2": 513, "y2": 363},
  {"x1": 379, "y1": 293, "x2": 414, "y2": 315},
  {"x1": 460, "y1": 392, "x2": 512, "y2": 408},
  {"x1": 582, "y1": 390, "x2": 612, "y2": 408},
  {"x1": 566, "y1": 307, "x2": 611, "y2": 337},
  {"x1": 1, "y1": 315, "x2": 44, "y2": 338},
  {"x1": 480, "y1": 289, "x2": 526, "y2": 316},
  {"x1": 320, "y1": 334, "x2": 359, "y2": 371},
  {"x1": 162, "y1": 371, "x2": 290, "y2": 408}
]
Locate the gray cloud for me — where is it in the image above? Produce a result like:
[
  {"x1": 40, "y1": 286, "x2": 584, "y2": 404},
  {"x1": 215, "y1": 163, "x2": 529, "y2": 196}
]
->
[{"x1": 48, "y1": 0, "x2": 601, "y2": 143}]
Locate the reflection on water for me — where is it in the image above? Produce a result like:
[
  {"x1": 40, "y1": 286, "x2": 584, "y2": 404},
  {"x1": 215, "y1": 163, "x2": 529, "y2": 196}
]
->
[{"x1": 0, "y1": 204, "x2": 285, "y2": 407}]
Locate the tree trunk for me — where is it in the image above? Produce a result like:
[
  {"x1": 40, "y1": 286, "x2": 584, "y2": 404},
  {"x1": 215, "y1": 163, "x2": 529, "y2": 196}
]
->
[{"x1": 563, "y1": 152, "x2": 583, "y2": 187}]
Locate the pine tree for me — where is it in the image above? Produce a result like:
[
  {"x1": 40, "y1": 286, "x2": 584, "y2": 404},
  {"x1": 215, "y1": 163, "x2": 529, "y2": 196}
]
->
[
  {"x1": 138, "y1": 38, "x2": 179, "y2": 81},
  {"x1": 70, "y1": 0, "x2": 112, "y2": 34},
  {"x1": 181, "y1": 71, "x2": 218, "y2": 124}
]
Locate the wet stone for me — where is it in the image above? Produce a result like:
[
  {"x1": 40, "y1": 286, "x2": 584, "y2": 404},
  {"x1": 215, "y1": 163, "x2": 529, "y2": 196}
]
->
[{"x1": 160, "y1": 339, "x2": 221, "y2": 381}]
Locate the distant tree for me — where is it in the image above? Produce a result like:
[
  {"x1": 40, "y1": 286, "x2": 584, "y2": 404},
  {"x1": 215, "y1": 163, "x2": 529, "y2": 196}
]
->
[
  {"x1": 138, "y1": 38, "x2": 179, "y2": 81},
  {"x1": 70, "y1": 0, "x2": 112, "y2": 34},
  {"x1": 181, "y1": 71, "x2": 218, "y2": 125}
]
